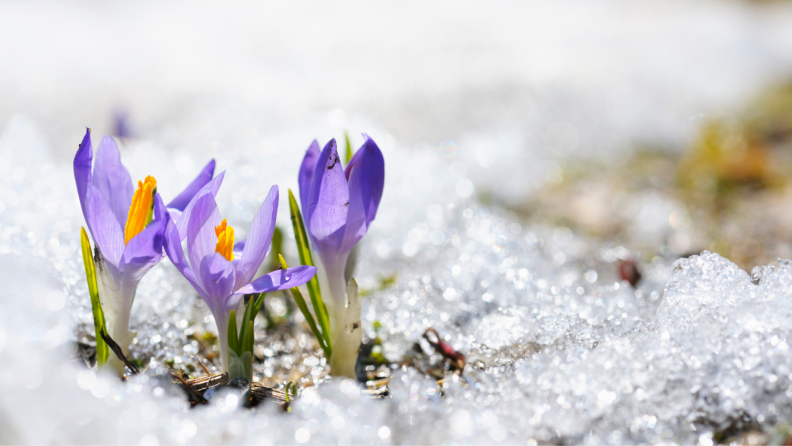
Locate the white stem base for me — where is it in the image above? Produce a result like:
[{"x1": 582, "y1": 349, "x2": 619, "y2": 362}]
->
[{"x1": 328, "y1": 279, "x2": 363, "y2": 379}]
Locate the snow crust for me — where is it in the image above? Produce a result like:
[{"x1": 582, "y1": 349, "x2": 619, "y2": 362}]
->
[
  {"x1": 2, "y1": 2, "x2": 792, "y2": 444},
  {"x1": 0, "y1": 113, "x2": 790, "y2": 444}
]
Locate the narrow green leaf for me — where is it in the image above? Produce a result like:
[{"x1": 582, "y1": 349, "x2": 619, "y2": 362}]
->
[
  {"x1": 287, "y1": 190, "x2": 331, "y2": 346},
  {"x1": 241, "y1": 295, "x2": 256, "y2": 334},
  {"x1": 252, "y1": 293, "x2": 265, "y2": 318},
  {"x1": 240, "y1": 320, "x2": 254, "y2": 356},
  {"x1": 344, "y1": 131, "x2": 353, "y2": 165},
  {"x1": 280, "y1": 254, "x2": 331, "y2": 358},
  {"x1": 246, "y1": 320, "x2": 254, "y2": 354},
  {"x1": 80, "y1": 228, "x2": 109, "y2": 366},
  {"x1": 228, "y1": 350, "x2": 253, "y2": 382},
  {"x1": 290, "y1": 285, "x2": 331, "y2": 358},
  {"x1": 227, "y1": 310, "x2": 239, "y2": 355}
]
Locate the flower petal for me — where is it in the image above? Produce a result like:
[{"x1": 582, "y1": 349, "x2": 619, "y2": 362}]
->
[
  {"x1": 234, "y1": 265, "x2": 317, "y2": 295},
  {"x1": 299, "y1": 140, "x2": 320, "y2": 214},
  {"x1": 119, "y1": 193, "x2": 168, "y2": 284},
  {"x1": 93, "y1": 135, "x2": 134, "y2": 228},
  {"x1": 167, "y1": 159, "x2": 216, "y2": 212},
  {"x1": 176, "y1": 170, "x2": 225, "y2": 240},
  {"x1": 198, "y1": 253, "x2": 237, "y2": 313},
  {"x1": 341, "y1": 137, "x2": 385, "y2": 253},
  {"x1": 73, "y1": 128, "x2": 93, "y2": 219},
  {"x1": 163, "y1": 207, "x2": 205, "y2": 299},
  {"x1": 234, "y1": 185, "x2": 278, "y2": 289},
  {"x1": 186, "y1": 193, "x2": 222, "y2": 293},
  {"x1": 86, "y1": 184, "x2": 125, "y2": 268},
  {"x1": 306, "y1": 139, "x2": 349, "y2": 253}
]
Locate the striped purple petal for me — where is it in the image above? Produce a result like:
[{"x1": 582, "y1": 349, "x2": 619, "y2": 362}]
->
[
  {"x1": 73, "y1": 128, "x2": 93, "y2": 221},
  {"x1": 233, "y1": 185, "x2": 278, "y2": 290},
  {"x1": 306, "y1": 139, "x2": 348, "y2": 254},
  {"x1": 234, "y1": 265, "x2": 316, "y2": 295},
  {"x1": 298, "y1": 140, "x2": 320, "y2": 215},
  {"x1": 118, "y1": 193, "x2": 168, "y2": 284},
  {"x1": 167, "y1": 159, "x2": 216, "y2": 212},
  {"x1": 92, "y1": 135, "x2": 133, "y2": 228},
  {"x1": 86, "y1": 184, "x2": 125, "y2": 268},
  {"x1": 175, "y1": 171, "x2": 225, "y2": 240},
  {"x1": 186, "y1": 193, "x2": 222, "y2": 295}
]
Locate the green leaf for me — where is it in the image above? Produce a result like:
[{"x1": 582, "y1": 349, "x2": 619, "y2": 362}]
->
[
  {"x1": 344, "y1": 131, "x2": 353, "y2": 165},
  {"x1": 252, "y1": 293, "x2": 265, "y2": 317},
  {"x1": 227, "y1": 310, "x2": 239, "y2": 355},
  {"x1": 287, "y1": 190, "x2": 331, "y2": 347},
  {"x1": 280, "y1": 255, "x2": 331, "y2": 358},
  {"x1": 241, "y1": 295, "x2": 256, "y2": 335},
  {"x1": 80, "y1": 227, "x2": 109, "y2": 366},
  {"x1": 291, "y1": 285, "x2": 332, "y2": 359},
  {"x1": 239, "y1": 320, "x2": 254, "y2": 357},
  {"x1": 228, "y1": 349, "x2": 253, "y2": 382}
]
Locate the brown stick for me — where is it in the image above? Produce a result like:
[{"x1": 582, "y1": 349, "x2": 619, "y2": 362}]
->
[
  {"x1": 193, "y1": 355, "x2": 211, "y2": 376},
  {"x1": 170, "y1": 372, "x2": 209, "y2": 404},
  {"x1": 100, "y1": 328, "x2": 139, "y2": 374}
]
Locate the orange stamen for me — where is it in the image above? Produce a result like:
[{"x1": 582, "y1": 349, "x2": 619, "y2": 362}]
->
[
  {"x1": 214, "y1": 218, "x2": 235, "y2": 261},
  {"x1": 124, "y1": 176, "x2": 157, "y2": 245}
]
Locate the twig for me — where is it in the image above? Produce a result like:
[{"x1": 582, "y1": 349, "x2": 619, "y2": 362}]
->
[
  {"x1": 100, "y1": 328, "x2": 139, "y2": 374},
  {"x1": 192, "y1": 354, "x2": 210, "y2": 376},
  {"x1": 170, "y1": 372, "x2": 208, "y2": 404}
]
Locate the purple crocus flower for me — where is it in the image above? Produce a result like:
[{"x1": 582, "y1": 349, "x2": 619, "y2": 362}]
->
[
  {"x1": 163, "y1": 184, "x2": 317, "y2": 372},
  {"x1": 299, "y1": 136, "x2": 384, "y2": 376},
  {"x1": 73, "y1": 128, "x2": 217, "y2": 375}
]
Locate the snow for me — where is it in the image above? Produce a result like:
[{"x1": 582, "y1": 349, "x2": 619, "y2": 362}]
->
[{"x1": 2, "y1": 1, "x2": 792, "y2": 444}]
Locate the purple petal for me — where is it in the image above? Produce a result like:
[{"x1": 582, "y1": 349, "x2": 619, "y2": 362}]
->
[
  {"x1": 85, "y1": 185, "x2": 125, "y2": 268},
  {"x1": 167, "y1": 159, "x2": 216, "y2": 212},
  {"x1": 176, "y1": 171, "x2": 225, "y2": 240},
  {"x1": 198, "y1": 253, "x2": 237, "y2": 313},
  {"x1": 73, "y1": 128, "x2": 93, "y2": 219},
  {"x1": 234, "y1": 185, "x2": 278, "y2": 290},
  {"x1": 298, "y1": 140, "x2": 320, "y2": 215},
  {"x1": 306, "y1": 139, "x2": 349, "y2": 253},
  {"x1": 186, "y1": 194, "x2": 222, "y2": 293},
  {"x1": 341, "y1": 137, "x2": 385, "y2": 252},
  {"x1": 163, "y1": 208, "x2": 205, "y2": 299},
  {"x1": 93, "y1": 135, "x2": 134, "y2": 228},
  {"x1": 119, "y1": 194, "x2": 168, "y2": 284},
  {"x1": 233, "y1": 240, "x2": 245, "y2": 254},
  {"x1": 234, "y1": 265, "x2": 317, "y2": 295},
  {"x1": 167, "y1": 208, "x2": 182, "y2": 227}
]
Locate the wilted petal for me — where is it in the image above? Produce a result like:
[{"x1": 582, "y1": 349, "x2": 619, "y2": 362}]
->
[
  {"x1": 167, "y1": 159, "x2": 216, "y2": 211},
  {"x1": 93, "y1": 135, "x2": 134, "y2": 227},
  {"x1": 176, "y1": 171, "x2": 225, "y2": 240},
  {"x1": 298, "y1": 140, "x2": 320, "y2": 214},
  {"x1": 86, "y1": 185, "x2": 125, "y2": 268},
  {"x1": 73, "y1": 128, "x2": 92, "y2": 219},
  {"x1": 307, "y1": 139, "x2": 349, "y2": 252},
  {"x1": 341, "y1": 137, "x2": 385, "y2": 253},
  {"x1": 234, "y1": 185, "x2": 278, "y2": 289},
  {"x1": 234, "y1": 265, "x2": 316, "y2": 295},
  {"x1": 187, "y1": 194, "x2": 221, "y2": 292},
  {"x1": 198, "y1": 253, "x2": 236, "y2": 312},
  {"x1": 119, "y1": 194, "x2": 168, "y2": 284}
]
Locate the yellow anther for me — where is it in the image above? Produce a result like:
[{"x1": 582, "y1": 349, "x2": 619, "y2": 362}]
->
[
  {"x1": 214, "y1": 218, "x2": 235, "y2": 261},
  {"x1": 124, "y1": 176, "x2": 157, "y2": 245}
]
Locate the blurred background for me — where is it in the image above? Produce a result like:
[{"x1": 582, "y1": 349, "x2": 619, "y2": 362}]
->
[{"x1": 3, "y1": 0, "x2": 792, "y2": 269}]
